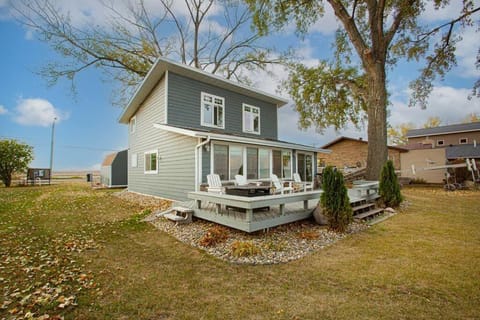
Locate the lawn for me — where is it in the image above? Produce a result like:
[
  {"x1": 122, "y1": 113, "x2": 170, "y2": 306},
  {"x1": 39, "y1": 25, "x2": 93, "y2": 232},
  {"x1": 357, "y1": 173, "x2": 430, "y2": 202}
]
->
[{"x1": 1, "y1": 184, "x2": 479, "y2": 319}]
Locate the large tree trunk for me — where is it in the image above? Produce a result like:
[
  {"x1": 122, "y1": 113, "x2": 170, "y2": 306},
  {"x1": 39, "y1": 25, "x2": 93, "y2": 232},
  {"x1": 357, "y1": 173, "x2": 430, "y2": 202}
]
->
[{"x1": 365, "y1": 65, "x2": 388, "y2": 180}]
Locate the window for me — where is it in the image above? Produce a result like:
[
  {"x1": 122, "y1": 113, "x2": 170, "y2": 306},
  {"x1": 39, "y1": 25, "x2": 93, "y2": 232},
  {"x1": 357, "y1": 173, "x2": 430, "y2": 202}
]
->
[
  {"x1": 129, "y1": 116, "x2": 136, "y2": 133},
  {"x1": 144, "y1": 150, "x2": 158, "y2": 174},
  {"x1": 298, "y1": 153, "x2": 313, "y2": 181},
  {"x1": 229, "y1": 146, "x2": 243, "y2": 179},
  {"x1": 131, "y1": 153, "x2": 138, "y2": 167},
  {"x1": 272, "y1": 150, "x2": 292, "y2": 179},
  {"x1": 437, "y1": 140, "x2": 444, "y2": 146},
  {"x1": 243, "y1": 104, "x2": 260, "y2": 134},
  {"x1": 246, "y1": 147, "x2": 258, "y2": 179},
  {"x1": 258, "y1": 149, "x2": 270, "y2": 179},
  {"x1": 201, "y1": 92, "x2": 224, "y2": 128},
  {"x1": 459, "y1": 138, "x2": 468, "y2": 144},
  {"x1": 213, "y1": 145, "x2": 228, "y2": 180}
]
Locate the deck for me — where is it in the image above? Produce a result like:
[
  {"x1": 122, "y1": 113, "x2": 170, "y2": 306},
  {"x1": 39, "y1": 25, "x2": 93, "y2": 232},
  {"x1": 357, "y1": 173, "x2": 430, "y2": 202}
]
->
[{"x1": 186, "y1": 190, "x2": 323, "y2": 233}]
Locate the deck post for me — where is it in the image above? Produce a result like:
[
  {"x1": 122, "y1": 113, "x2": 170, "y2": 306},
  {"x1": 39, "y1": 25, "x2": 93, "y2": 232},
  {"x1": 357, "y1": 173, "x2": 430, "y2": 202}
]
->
[
  {"x1": 279, "y1": 204, "x2": 285, "y2": 215},
  {"x1": 246, "y1": 209, "x2": 253, "y2": 222},
  {"x1": 215, "y1": 203, "x2": 221, "y2": 214},
  {"x1": 303, "y1": 200, "x2": 308, "y2": 210}
]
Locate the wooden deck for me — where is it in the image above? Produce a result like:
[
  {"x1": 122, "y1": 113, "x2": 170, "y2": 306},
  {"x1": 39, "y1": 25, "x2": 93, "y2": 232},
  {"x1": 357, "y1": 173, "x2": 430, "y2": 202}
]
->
[{"x1": 186, "y1": 190, "x2": 323, "y2": 233}]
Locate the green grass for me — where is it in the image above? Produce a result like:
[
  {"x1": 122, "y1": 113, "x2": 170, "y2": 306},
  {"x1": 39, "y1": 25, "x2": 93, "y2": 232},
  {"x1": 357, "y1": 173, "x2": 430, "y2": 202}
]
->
[{"x1": 1, "y1": 184, "x2": 479, "y2": 319}]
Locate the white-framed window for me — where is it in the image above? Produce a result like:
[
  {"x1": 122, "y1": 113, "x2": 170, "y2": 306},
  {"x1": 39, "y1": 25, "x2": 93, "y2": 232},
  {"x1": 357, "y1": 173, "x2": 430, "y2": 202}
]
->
[
  {"x1": 201, "y1": 92, "x2": 224, "y2": 129},
  {"x1": 437, "y1": 140, "x2": 444, "y2": 146},
  {"x1": 131, "y1": 153, "x2": 138, "y2": 168},
  {"x1": 272, "y1": 149, "x2": 292, "y2": 179},
  {"x1": 297, "y1": 152, "x2": 313, "y2": 182},
  {"x1": 144, "y1": 150, "x2": 158, "y2": 174},
  {"x1": 459, "y1": 138, "x2": 468, "y2": 144},
  {"x1": 129, "y1": 116, "x2": 136, "y2": 133},
  {"x1": 243, "y1": 104, "x2": 260, "y2": 134}
]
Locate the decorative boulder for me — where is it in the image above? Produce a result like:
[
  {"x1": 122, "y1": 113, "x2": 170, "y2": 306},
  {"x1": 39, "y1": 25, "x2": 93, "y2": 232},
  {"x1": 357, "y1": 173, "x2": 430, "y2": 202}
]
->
[{"x1": 313, "y1": 205, "x2": 329, "y2": 225}]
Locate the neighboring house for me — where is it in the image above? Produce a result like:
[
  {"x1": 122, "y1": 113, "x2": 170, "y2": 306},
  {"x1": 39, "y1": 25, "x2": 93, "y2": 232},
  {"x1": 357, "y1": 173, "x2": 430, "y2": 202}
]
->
[
  {"x1": 400, "y1": 122, "x2": 480, "y2": 183},
  {"x1": 119, "y1": 57, "x2": 329, "y2": 201},
  {"x1": 318, "y1": 136, "x2": 407, "y2": 171},
  {"x1": 26, "y1": 168, "x2": 51, "y2": 185},
  {"x1": 100, "y1": 150, "x2": 128, "y2": 188}
]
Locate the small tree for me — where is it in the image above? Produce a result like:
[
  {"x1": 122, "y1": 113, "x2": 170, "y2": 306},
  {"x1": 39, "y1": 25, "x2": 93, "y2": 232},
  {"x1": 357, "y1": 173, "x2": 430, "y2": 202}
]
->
[
  {"x1": 320, "y1": 166, "x2": 352, "y2": 232},
  {"x1": 0, "y1": 139, "x2": 34, "y2": 187},
  {"x1": 379, "y1": 160, "x2": 403, "y2": 207}
]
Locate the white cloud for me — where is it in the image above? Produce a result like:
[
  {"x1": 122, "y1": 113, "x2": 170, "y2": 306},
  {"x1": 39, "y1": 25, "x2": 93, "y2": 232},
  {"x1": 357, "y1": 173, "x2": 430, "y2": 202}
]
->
[
  {"x1": 13, "y1": 98, "x2": 68, "y2": 127},
  {"x1": 389, "y1": 86, "x2": 480, "y2": 127},
  {"x1": 0, "y1": 105, "x2": 7, "y2": 115},
  {"x1": 420, "y1": 1, "x2": 465, "y2": 23},
  {"x1": 309, "y1": 4, "x2": 340, "y2": 35}
]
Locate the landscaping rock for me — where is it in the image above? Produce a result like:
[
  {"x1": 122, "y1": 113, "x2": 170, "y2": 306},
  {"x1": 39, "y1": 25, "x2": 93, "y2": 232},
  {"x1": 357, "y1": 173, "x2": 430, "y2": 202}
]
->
[{"x1": 312, "y1": 205, "x2": 329, "y2": 225}]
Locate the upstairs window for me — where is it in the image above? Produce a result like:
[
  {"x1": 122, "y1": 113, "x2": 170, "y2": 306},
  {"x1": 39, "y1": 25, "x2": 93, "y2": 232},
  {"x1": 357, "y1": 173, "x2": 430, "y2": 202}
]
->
[
  {"x1": 129, "y1": 116, "x2": 136, "y2": 133},
  {"x1": 437, "y1": 140, "x2": 444, "y2": 146},
  {"x1": 243, "y1": 104, "x2": 260, "y2": 134},
  {"x1": 459, "y1": 138, "x2": 468, "y2": 144},
  {"x1": 144, "y1": 150, "x2": 158, "y2": 174},
  {"x1": 201, "y1": 92, "x2": 224, "y2": 129}
]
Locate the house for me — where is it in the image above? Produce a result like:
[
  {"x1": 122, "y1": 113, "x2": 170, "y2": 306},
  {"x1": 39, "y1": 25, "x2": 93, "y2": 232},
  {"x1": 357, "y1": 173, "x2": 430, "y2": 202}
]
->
[
  {"x1": 318, "y1": 136, "x2": 407, "y2": 171},
  {"x1": 400, "y1": 122, "x2": 480, "y2": 183},
  {"x1": 119, "y1": 57, "x2": 329, "y2": 201},
  {"x1": 100, "y1": 150, "x2": 128, "y2": 188},
  {"x1": 26, "y1": 168, "x2": 51, "y2": 185}
]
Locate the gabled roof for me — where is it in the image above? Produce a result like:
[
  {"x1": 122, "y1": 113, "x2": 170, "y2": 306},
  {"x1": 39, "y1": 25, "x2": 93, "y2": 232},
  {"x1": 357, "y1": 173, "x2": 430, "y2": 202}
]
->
[
  {"x1": 153, "y1": 123, "x2": 330, "y2": 154},
  {"x1": 119, "y1": 57, "x2": 289, "y2": 124},
  {"x1": 320, "y1": 136, "x2": 408, "y2": 152},
  {"x1": 446, "y1": 144, "x2": 480, "y2": 159},
  {"x1": 406, "y1": 122, "x2": 480, "y2": 138}
]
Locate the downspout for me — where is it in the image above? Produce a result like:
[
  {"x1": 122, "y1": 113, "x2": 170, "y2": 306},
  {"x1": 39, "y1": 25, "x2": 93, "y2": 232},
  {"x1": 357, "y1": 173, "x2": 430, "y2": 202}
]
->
[{"x1": 195, "y1": 136, "x2": 211, "y2": 191}]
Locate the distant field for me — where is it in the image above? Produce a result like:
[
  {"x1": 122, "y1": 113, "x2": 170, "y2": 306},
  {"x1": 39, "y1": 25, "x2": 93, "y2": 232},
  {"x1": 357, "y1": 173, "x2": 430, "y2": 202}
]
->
[{"x1": 52, "y1": 171, "x2": 100, "y2": 181}]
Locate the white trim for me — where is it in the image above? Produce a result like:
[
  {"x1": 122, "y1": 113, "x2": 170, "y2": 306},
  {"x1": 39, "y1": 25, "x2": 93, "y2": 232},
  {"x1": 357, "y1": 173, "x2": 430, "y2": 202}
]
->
[
  {"x1": 144, "y1": 149, "x2": 158, "y2": 174},
  {"x1": 242, "y1": 103, "x2": 261, "y2": 135},
  {"x1": 129, "y1": 116, "x2": 136, "y2": 134},
  {"x1": 153, "y1": 123, "x2": 329, "y2": 153},
  {"x1": 164, "y1": 70, "x2": 169, "y2": 124},
  {"x1": 200, "y1": 92, "x2": 225, "y2": 129}
]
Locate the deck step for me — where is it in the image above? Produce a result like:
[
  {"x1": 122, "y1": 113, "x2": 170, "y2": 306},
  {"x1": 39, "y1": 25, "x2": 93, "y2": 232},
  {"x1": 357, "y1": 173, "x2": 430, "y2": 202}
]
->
[
  {"x1": 354, "y1": 208, "x2": 384, "y2": 221},
  {"x1": 352, "y1": 202, "x2": 375, "y2": 213}
]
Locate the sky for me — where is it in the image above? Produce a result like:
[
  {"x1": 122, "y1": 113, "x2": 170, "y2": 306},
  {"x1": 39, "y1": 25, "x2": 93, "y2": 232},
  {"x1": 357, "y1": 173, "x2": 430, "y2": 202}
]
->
[{"x1": 0, "y1": 1, "x2": 479, "y2": 171}]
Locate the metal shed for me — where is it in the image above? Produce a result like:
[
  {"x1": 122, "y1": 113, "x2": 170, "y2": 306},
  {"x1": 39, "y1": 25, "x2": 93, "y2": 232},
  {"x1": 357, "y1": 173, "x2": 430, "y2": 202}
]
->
[{"x1": 100, "y1": 150, "x2": 128, "y2": 188}]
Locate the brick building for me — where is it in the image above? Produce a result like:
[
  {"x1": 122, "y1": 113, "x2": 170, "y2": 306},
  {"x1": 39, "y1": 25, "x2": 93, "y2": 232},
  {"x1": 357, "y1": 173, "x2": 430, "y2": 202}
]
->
[{"x1": 319, "y1": 136, "x2": 407, "y2": 170}]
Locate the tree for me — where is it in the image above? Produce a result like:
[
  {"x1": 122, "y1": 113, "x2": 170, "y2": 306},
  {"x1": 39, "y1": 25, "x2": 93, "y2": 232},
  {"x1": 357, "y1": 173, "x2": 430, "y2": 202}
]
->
[
  {"x1": 387, "y1": 122, "x2": 415, "y2": 145},
  {"x1": 247, "y1": 0, "x2": 479, "y2": 179},
  {"x1": 423, "y1": 116, "x2": 441, "y2": 128},
  {"x1": 463, "y1": 113, "x2": 480, "y2": 123},
  {"x1": 320, "y1": 166, "x2": 352, "y2": 232},
  {"x1": 12, "y1": 0, "x2": 287, "y2": 105},
  {"x1": 0, "y1": 139, "x2": 34, "y2": 187},
  {"x1": 378, "y1": 160, "x2": 403, "y2": 207}
]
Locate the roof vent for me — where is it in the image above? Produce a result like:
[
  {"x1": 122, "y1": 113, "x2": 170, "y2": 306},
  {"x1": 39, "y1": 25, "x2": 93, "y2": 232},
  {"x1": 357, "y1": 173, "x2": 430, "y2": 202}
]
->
[{"x1": 358, "y1": 137, "x2": 363, "y2": 141}]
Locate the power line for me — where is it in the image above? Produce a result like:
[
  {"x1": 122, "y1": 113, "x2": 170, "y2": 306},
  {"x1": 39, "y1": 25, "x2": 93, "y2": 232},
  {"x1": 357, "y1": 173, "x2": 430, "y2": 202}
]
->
[{"x1": 0, "y1": 136, "x2": 122, "y2": 152}]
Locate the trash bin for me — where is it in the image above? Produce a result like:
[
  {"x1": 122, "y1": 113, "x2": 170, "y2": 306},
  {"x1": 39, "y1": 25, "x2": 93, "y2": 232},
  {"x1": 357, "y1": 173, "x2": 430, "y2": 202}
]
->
[{"x1": 86, "y1": 173, "x2": 92, "y2": 182}]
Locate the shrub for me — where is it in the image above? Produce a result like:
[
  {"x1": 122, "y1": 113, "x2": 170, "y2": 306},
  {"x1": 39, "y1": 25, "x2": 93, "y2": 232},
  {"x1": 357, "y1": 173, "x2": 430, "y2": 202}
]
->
[
  {"x1": 379, "y1": 160, "x2": 403, "y2": 207},
  {"x1": 410, "y1": 178, "x2": 427, "y2": 184},
  {"x1": 231, "y1": 241, "x2": 261, "y2": 257},
  {"x1": 320, "y1": 166, "x2": 352, "y2": 232},
  {"x1": 198, "y1": 225, "x2": 229, "y2": 247}
]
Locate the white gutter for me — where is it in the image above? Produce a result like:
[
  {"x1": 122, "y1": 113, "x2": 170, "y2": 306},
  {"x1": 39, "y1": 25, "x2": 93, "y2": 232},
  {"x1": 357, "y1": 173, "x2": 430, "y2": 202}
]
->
[{"x1": 195, "y1": 136, "x2": 211, "y2": 191}]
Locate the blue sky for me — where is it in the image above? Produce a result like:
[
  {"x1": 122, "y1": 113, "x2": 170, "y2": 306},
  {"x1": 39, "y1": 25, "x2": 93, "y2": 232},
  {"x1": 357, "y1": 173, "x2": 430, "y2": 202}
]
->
[{"x1": 0, "y1": 1, "x2": 479, "y2": 171}]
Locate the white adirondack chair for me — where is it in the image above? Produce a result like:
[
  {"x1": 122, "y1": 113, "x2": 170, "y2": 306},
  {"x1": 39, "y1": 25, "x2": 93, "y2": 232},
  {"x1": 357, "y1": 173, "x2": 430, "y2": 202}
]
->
[
  {"x1": 235, "y1": 175, "x2": 249, "y2": 186},
  {"x1": 293, "y1": 173, "x2": 314, "y2": 192},
  {"x1": 270, "y1": 174, "x2": 293, "y2": 194},
  {"x1": 207, "y1": 174, "x2": 225, "y2": 194}
]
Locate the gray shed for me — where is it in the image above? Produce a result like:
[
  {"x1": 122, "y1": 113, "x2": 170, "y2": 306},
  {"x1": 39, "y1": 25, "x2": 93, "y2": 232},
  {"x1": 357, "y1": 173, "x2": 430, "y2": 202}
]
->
[{"x1": 100, "y1": 150, "x2": 128, "y2": 187}]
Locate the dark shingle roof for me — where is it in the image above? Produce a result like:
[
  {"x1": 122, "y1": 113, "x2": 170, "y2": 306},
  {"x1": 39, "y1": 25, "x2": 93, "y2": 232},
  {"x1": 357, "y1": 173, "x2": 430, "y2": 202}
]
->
[
  {"x1": 406, "y1": 122, "x2": 480, "y2": 138},
  {"x1": 446, "y1": 144, "x2": 480, "y2": 159},
  {"x1": 320, "y1": 136, "x2": 408, "y2": 151}
]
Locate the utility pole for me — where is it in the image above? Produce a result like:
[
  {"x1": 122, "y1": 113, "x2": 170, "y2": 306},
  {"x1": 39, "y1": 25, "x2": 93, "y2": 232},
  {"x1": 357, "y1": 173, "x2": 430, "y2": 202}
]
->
[{"x1": 49, "y1": 117, "x2": 57, "y2": 184}]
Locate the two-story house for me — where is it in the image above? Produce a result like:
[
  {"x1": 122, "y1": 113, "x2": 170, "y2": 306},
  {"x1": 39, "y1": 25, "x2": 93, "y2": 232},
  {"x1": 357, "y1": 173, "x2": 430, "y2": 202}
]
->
[
  {"x1": 119, "y1": 58, "x2": 329, "y2": 201},
  {"x1": 400, "y1": 122, "x2": 480, "y2": 183}
]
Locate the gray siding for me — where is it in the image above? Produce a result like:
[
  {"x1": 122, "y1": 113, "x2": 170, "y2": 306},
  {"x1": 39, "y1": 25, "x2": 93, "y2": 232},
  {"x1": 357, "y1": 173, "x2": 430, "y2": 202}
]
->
[
  {"x1": 111, "y1": 150, "x2": 128, "y2": 186},
  {"x1": 128, "y1": 76, "x2": 196, "y2": 201},
  {"x1": 167, "y1": 72, "x2": 278, "y2": 139}
]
